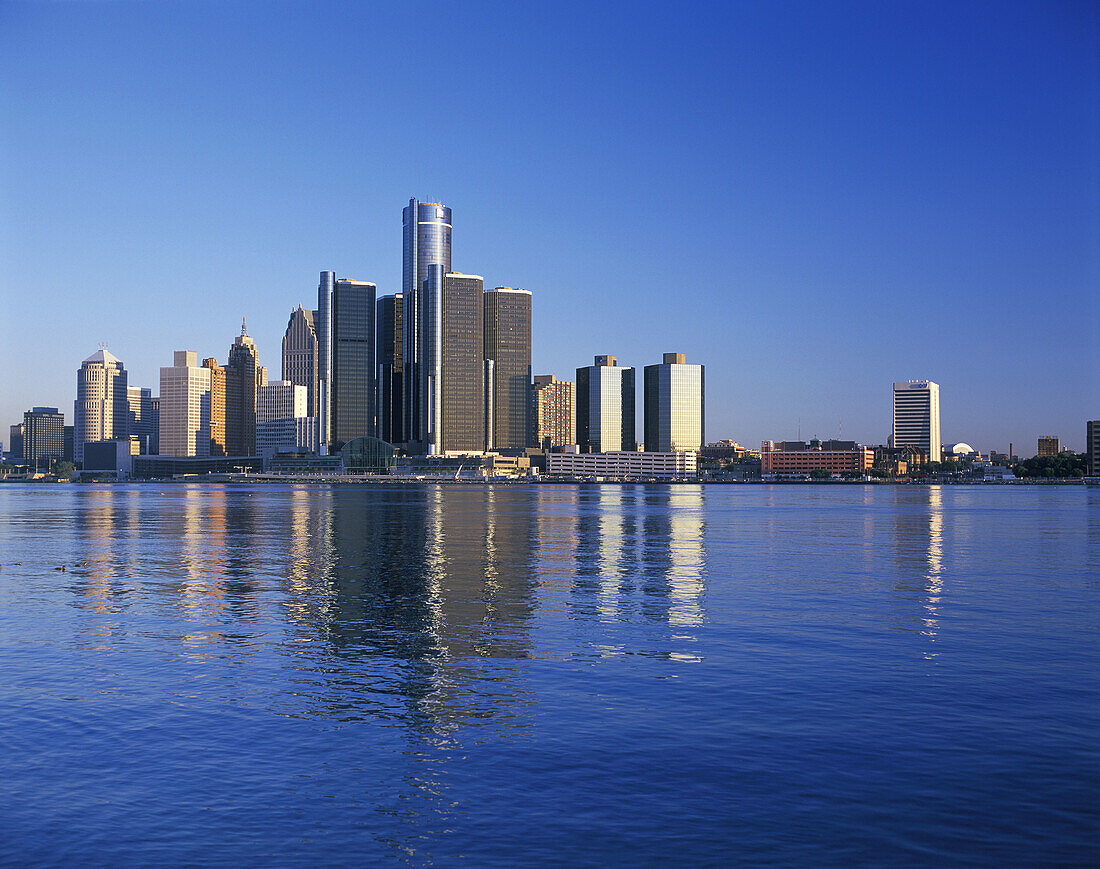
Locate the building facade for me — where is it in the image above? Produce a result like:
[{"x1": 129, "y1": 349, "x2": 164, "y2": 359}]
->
[
  {"x1": 257, "y1": 417, "x2": 320, "y2": 463},
  {"x1": 159, "y1": 351, "x2": 212, "y2": 457},
  {"x1": 225, "y1": 322, "x2": 265, "y2": 457},
  {"x1": 281, "y1": 305, "x2": 319, "y2": 418},
  {"x1": 1037, "y1": 436, "x2": 1059, "y2": 458},
  {"x1": 74, "y1": 348, "x2": 129, "y2": 463},
  {"x1": 1087, "y1": 421, "x2": 1100, "y2": 477},
  {"x1": 892, "y1": 380, "x2": 941, "y2": 463},
  {"x1": 202, "y1": 358, "x2": 227, "y2": 457},
  {"x1": 643, "y1": 352, "x2": 705, "y2": 453},
  {"x1": 576, "y1": 355, "x2": 636, "y2": 453},
  {"x1": 532, "y1": 374, "x2": 575, "y2": 449},
  {"x1": 484, "y1": 287, "x2": 532, "y2": 451},
  {"x1": 331, "y1": 277, "x2": 376, "y2": 450},
  {"x1": 257, "y1": 380, "x2": 308, "y2": 425},
  {"x1": 376, "y1": 293, "x2": 403, "y2": 445},
  {"x1": 761, "y1": 439, "x2": 874, "y2": 475},
  {"x1": 441, "y1": 273, "x2": 485, "y2": 452},
  {"x1": 23, "y1": 407, "x2": 64, "y2": 467},
  {"x1": 403, "y1": 199, "x2": 452, "y2": 447},
  {"x1": 547, "y1": 449, "x2": 696, "y2": 479},
  {"x1": 126, "y1": 386, "x2": 155, "y2": 455},
  {"x1": 8, "y1": 424, "x2": 23, "y2": 460}
]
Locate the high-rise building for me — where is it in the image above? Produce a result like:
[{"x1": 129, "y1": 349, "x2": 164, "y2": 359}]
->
[
  {"x1": 376, "y1": 293, "x2": 403, "y2": 445},
  {"x1": 532, "y1": 375, "x2": 575, "y2": 449},
  {"x1": 74, "y1": 348, "x2": 129, "y2": 463},
  {"x1": 63, "y1": 426, "x2": 74, "y2": 463},
  {"x1": 159, "y1": 350, "x2": 212, "y2": 457},
  {"x1": 403, "y1": 199, "x2": 452, "y2": 446},
  {"x1": 1085, "y1": 421, "x2": 1099, "y2": 477},
  {"x1": 1037, "y1": 436, "x2": 1059, "y2": 458},
  {"x1": 892, "y1": 381, "x2": 941, "y2": 463},
  {"x1": 281, "y1": 305, "x2": 319, "y2": 418},
  {"x1": 440, "y1": 272, "x2": 485, "y2": 453},
  {"x1": 332, "y1": 277, "x2": 376, "y2": 450},
  {"x1": 576, "y1": 355, "x2": 636, "y2": 453},
  {"x1": 225, "y1": 321, "x2": 265, "y2": 457},
  {"x1": 23, "y1": 407, "x2": 64, "y2": 468},
  {"x1": 149, "y1": 397, "x2": 160, "y2": 455},
  {"x1": 257, "y1": 380, "x2": 308, "y2": 425},
  {"x1": 484, "y1": 287, "x2": 532, "y2": 451},
  {"x1": 8, "y1": 424, "x2": 23, "y2": 460},
  {"x1": 202, "y1": 358, "x2": 227, "y2": 457},
  {"x1": 126, "y1": 386, "x2": 155, "y2": 455},
  {"x1": 643, "y1": 353, "x2": 705, "y2": 453}
]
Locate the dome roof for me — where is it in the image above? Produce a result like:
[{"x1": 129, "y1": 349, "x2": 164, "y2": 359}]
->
[{"x1": 946, "y1": 442, "x2": 975, "y2": 455}]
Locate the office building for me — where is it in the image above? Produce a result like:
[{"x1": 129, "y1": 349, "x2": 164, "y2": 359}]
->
[
  {"x1": 547, "y1": 449, "x2": 696, "y2": 479},
  {"x1": 1087, "y1": 421, "x2": 1100, "y2": 477},
  {"x1": 281, "y1": 305, "x2": 320, "y2": 418},
  {"x1": 1037, "y1": 436, "x2": 1059, "y2": 458},
  {"x1": 202, "y1": 358, "x2": 227, "y2": 456},
  {"x1": 892, "y1": 380, "x2": 941, "y2": 463},
  {"x1": 23, "y1": 407, "x2": 64, "y2": 468},
  {"x1": 403, "y1": 199, "x2": 452, "y2": 446},
  {"x1": 761, "y1": 439, "x2": 874, "y2": 475},
  {"x1": 149, "y1": 397, "x2": 160, "y2": 455},
  {"x1": 159, "y1": 350, "x2": 212, "y2": 457},
  {"x1": 332, "y1": 276, "x2": 376, "y2": 450},
  {"x1": 532, "y1": 375, "x2": 575, "y2": 449},
  {"x1": 376, "y1": 293, "x2": 403, "y2": 445},
  {"x1": 484, "y1": 287, "x2": 532, "y2": 450},
  {"x1": 258, "y1": 380, "x2": 308, "y2": 425},
  {"x1": 127, "y1": 386, "x2": 155, "y2": 455},
  {"x1": 441, "y1": 273, "x2": 485, "y2": 452},
  {"x1": 63, "y1": 426, "x2": 74, "y2": 463},
  {"x1": 74, "y1": 348, "x2": 129, "y2": 463},
  {"x1": 225, "y1": 321, "x2": 265, "y2": 457},
  {"x1": 576, "y1": 355, "x2": 636, "y2": 453},
  {"x1": 643, "y1": 352, "x2": 705, "y2": 453},
  {"x1": 8, "y1": 424, "x2": 23, "y2": 460},
  {"x1": 257, "y1": 417, "x2": 320, "y2": 463}
]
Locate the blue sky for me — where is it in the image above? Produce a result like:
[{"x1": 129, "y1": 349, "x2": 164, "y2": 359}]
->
[{"x1": 1, "y1": 1, "x2": 1097, "y2": 452}]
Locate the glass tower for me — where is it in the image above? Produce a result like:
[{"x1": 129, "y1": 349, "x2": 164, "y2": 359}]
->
[
  {"x1": 483, "y1": 287, "x2": 532, "y2": 451},
  {"x1": 331, "y1": 278, "x2": 377, "y2": 451},
  {"x1": 376, "y1": 293, "x2": 403, "y2": 445},
  {"x1": 643, "y1": 353, "x2": 705, "y2": 453},
  {"x1": 576, "y1": 355, "x2": 635, "y2": 453}
]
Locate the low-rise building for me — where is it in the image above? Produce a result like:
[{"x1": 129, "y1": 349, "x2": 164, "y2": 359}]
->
[
  {"x1": 761, "y1": 439, "x2": 873, "y2": 475},
  {"x1": 546, "y1": 450, "x2": 696, "y2": 479}
]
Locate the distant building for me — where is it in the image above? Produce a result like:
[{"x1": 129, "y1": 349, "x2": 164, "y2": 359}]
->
[
  {"x1": 74, "y1": 348, "x2": 129, "y2": 463},
  {"x1": 159, "y1": 350, "x2": 211, "y2": 457},
  {"x1": 63, "y1": 426, "x2": 74, "y2": 463},
  {"x1": 376, "y1": 293, "x2": 403, "y2": 445},
  {"x1": 483, "y1": 287, "x2": 532, "y2": 450},
  {"x1": 1087, "y1": 421, "x2": 1100, "y2": 477},
  {"x1": 281, "y1": 305, "x2": 320, "y2": 419},
  {"x1": 761, "y1": 439, "x2": 873, "y2": 475},
  {"x1": 127, "y1": 386, "x2": 155, "y2": 455},
  {"x1": 8, "y1": 424, "x2": 23, "y2": 460},
  {"x1": 643, "y1": 352, "x2": 704, "y2": 453},
  {"x1": 576, "y1": 355, "x2": 635, "y2": 453},
  {"x1": 532, "y1": 375, "x2": 575, "y2": 449},
  {"x1": 318, "y1": 273, "x2": 376, "y2": 451},
  {"x1": 1037, "y1": 436, "x2": 1059, "y2": 458},
  {"x1": 873, "y1": 444, "x2": 927, "y2": 475},
  {"x1": 202, "y1": 358, "x2": 228, "y2": 457},
  {"x1": 23, "y1": 407, "x2": 64, "y2": 468},
  {"x1": 256, "y1": 417, "x2": 320, "y2": 464},
  {"x1": 225, "y1": 321, "x2": 265, "y2": 457},
  {"x1": 892, "y1": 380, "x2": 941, "y2": 463},
  {"x1": 149, "y1": 397, "x2": 160, "y2": 455},
  {"x1": 257, "y1": 380, "x2": 308, "y2": 425},
  {"x1": 547, "y1": 450, "x2": 695, "y2": 479}
]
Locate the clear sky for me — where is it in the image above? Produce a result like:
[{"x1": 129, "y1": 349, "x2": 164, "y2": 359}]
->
[{"x1": 1, "y1": 1, "x2": 1097, "y2": 453}]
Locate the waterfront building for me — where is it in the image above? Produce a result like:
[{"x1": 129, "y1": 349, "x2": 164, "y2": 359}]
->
[
  {"x1": 643, "y1": 352, "x2": 705, "y2": 453},
  {"x1": 257, "y1": 380, "x2": 308, "y2": 425},
  {"x1": 74, "y1": 348, "x2": 129, "y2": 463},
  {"x1": 63, "y1": 426, "x2": 73, "y2": 463},
  {"x1": 256, "y1": 417, "x2": 320, "y2": 464},
  {"x1": 159, "y1": 350, "x2": 212, "y2": 457},
  {"x1": 376, "y1": 293, "x2": 403, "y2": 445},
  {"x1": 1087, "y1": 421, "x2": 1100, "y2": 477},
  {"x1": 1037, "y1": 435, "x2": 1059, "y2": 458},
  {"x1": 225, "y1": 321, "x2": 265, "y2": 457},
  {"x1": 202, "y1": 359, "x2": 227, "y2": 457},
  {"x1": 281, "y1": 305, "x2": 319, "y2": 418},
  {"x1": 532, "y1": 374, "x2": 575, "y2": 449},
  {"x1": 149, "y1": 397, "x2": 160, "y2": 455},
  {"x1": 892, "y1": 380, "x2": 941, "y2": 463},
  {"x1": 332, "y1": 276, "x2": 376, "y2": 450},
  {"x1": 576, "y1": 355, "x2": 636, "y2": 453},
  {"x1": 761, "y1": 439, "x2": 874, "y2": 475},
  {"x1": 403, "y1": 199, "x2": 452, "y2": 446},
  {"x1": 8, "y1": 424, "x2": 23, "y2": 460},
  {"x1": 484, "y1": 287, "x2": 532, "y2": 450},
  {"x1": 126, "y1": 387, "x2": 155, "y2": 455},
  {"x1": 23, "y1": 407, "x2": 64, "y2": 468},
  {"x1": 546, "y1": 449, "x2": 695, "y2": 479},
  {"x1": 441, "y1": 273, "x2": 485, "y2": 453}
]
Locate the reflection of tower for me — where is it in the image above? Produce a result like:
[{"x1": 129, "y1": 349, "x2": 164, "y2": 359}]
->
[
  {"x1": 892, "y1": 487, "x2": 945, "y2": 645},
  {"x1": 666, "y1": 488, "x2": 705, "y2": 628}
]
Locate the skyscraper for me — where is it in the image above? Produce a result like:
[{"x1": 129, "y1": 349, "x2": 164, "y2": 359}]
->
[
  {"x1": 281, "y1": 305, "x2": 319, "y2": 418},
  {"x1": 376, "y1": 293, "x2": 403, "y2": 445},
  {"x1": 441, "y1": 273, "x2": 485, "y2": 452},
  {"x1": 202, "y1": 358, "x2": 227, "y2": 456},
  {"x1": 483, "y1": 287, "x2": 532, "y2": 451},
  {"x1": 159, "y1": 351, "x2": 211, "y2": 457},
  {"x1": 576, "y1": 355, "x2": 635, "y2": 453},
  {"x1": 23, "y1": 407, "x2": 64, "y2": 468},
  {"x1": 403, "y1": 199, "x2": 452, "y2": 446},
  {"x1": 225, "y1": 321, "x2": 265, "y2": 457},
  {"x1": 331, "y1": 277, "x2": 376, "y2": 450},
  {"x1": 127, "y1": 386, "x2": 155, "y2": 455},
  {"x1": 532, "y1": 375, "x2": 576, "y2": 449},
  {"x1": 643, "y1": 353, "x2": 705, "y2": 453},
  {"x1": 892, "y1": 381, "x2": 941, "y2": 463},
  {"x1": 74, "y1": 348, "x2": 129, "y2": 463}
]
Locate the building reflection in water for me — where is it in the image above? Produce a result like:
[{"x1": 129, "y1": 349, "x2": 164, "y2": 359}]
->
[{"x1": 891, "y1": 486, "x2": 945, "y2": 653}]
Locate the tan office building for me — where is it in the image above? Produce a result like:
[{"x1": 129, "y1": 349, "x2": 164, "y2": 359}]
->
[{"x1": 159, "y1": 351, "x2": 212, "y2": 457}]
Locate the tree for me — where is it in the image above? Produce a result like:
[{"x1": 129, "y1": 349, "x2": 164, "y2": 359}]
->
[
  {"x1": 809, "y1": 468, "x2": 831, "y2": 479},
  {"x1": 51, "y1": 461, "x2": 75, "y2": 481}
]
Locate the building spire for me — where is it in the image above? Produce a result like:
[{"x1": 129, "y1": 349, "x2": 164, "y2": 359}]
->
[{"x1": 241, "y1": 316, "x2": 247, "y2": 336}]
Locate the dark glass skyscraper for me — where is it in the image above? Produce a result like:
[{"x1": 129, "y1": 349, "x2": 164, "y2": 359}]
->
[
  {"x1": 376, "y1": 293, "x2": 403, "y2": 445},
  {"x1": 331, "y1": 277, "x2": 376, "y2": 450},
  {"x1": 483, "y1": 287, "x2": 532, "y2": 451},
  {"x1": 403, "y1": 199, "x2": 452, "y2": 449}
]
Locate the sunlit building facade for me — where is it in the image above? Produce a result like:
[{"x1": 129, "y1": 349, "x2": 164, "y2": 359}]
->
[
  {"x1": 643, "y1": 353, "x2": 704, "y2": 453},
  {"x1": 74, "y1": 348, "x2": 129, "y2": 463},
  {"x1": 159, "y1": 350, "x2": 211, "y2": 457},
  {"x1": 532, "y1": 374, "x2": 575, "y2": 449},
  {"x1": 892, "y1": 380, "x2": 941, "y2": 463},
  {"x1": 23, "y1": 407, "x2": 64, "y2": 467},
  {"x1": 281, "y1": 305, "x2": 319, "y2": 418},
  {"x1": 484, "y1": 287, "x2": 532, "y2": 450},
  {"x1": 576, "y1": 355, "x2": 635, "y2": 453},
  {"x1": 202, "y1": 358, "x2": 227, "y2": 457}
]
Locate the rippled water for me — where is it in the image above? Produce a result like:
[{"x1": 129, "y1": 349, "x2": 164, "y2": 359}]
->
[{"x1": 0, "y1": 483, "x2": 1096, "y2": 865}]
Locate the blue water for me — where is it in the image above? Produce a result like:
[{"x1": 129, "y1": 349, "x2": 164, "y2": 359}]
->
[{"x1": 0, "y1": 483, "x2": 1096, "y2": 866}]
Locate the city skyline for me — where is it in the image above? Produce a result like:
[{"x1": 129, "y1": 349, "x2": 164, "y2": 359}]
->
[{"x1": 1, "y1": 3, "x2": 1097, "y2": 450}]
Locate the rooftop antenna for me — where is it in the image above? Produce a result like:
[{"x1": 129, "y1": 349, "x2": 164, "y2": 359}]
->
[{"x1": 241, "y1": 316, "x2": 247, "y2": 336}]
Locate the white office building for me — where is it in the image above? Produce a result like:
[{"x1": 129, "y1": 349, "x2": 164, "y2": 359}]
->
[
  {"x1": 159, "y1": 351, "x2": 211, "y2": 457},
  {"x1": 74, "y1": 348, "x2": 129, "y2": 463},
  {"x1": 257, "y1": 380, "x2": 308, "y2": 426},
  {"x1": 892, "y1": 380, "x2": 941, "y2": 463},
  {"x1": 547, "y1": 449, "x2": 696, "y2": 479}
]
